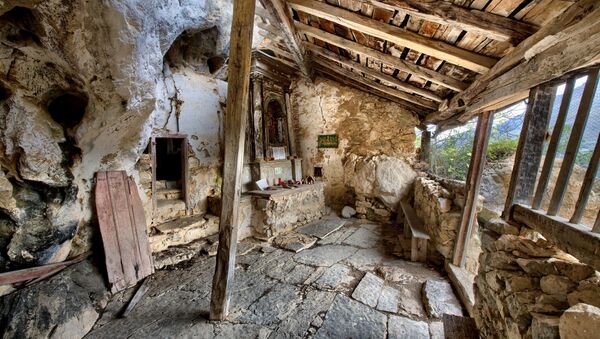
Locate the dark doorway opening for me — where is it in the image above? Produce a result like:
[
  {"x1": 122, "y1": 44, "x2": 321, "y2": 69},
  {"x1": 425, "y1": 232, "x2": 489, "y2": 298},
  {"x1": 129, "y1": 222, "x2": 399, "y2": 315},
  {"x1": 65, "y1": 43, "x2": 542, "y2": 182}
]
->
[{"x1": 155, "y1": 138, "x2": 183, "y2": 183}]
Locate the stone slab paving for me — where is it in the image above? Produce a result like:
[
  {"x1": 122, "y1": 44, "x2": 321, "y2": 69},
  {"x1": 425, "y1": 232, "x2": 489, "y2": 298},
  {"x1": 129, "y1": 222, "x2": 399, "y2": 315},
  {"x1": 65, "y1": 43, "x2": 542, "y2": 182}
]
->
[
  {"x1": 343, "y1": 227, "x2": 381, "y2": 248},
  {"x1": 422, "y1": 279, "x2": 464, "y2": 318},
  {"x1": 376, "y1": 285, "x2": 400, "y2": 313},
  {"x1": 293, "y1": 244, "x2": 357, "y2": 267},
  {"x1": 352, "y1": 272, "x2": 385, "y2": 307},
  {"x1": 297, "y1": 217, "x2": 346, "y2": 239},
  {"x1": 388, "y1": 315, "x2": 430, "y2": 339},
  {"x1": 272, "y1": 232, "x2": 317, "y2": 253},
  {"x1": 82, "y1": 220, "x2": 467, "y2": 339},
  {"x1": 314, "y1": 294, "x2": 387, "y2": 339},
  {"x1": 313, "y1": 263, "x2": 355, "y2": 290}
]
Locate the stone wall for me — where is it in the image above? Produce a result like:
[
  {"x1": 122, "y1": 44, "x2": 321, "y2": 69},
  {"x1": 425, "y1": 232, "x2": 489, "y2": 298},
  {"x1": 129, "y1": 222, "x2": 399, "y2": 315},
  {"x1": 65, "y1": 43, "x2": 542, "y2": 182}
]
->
[
  {"x1": 413, "y1": 175, "x2": 482, "y2": 274},
  {"x1": 474, "y1": 218, "x2": 600, "y2": 338},
  {"x1": 290, "y1": 76, "x2": 419, "y2": 215}
]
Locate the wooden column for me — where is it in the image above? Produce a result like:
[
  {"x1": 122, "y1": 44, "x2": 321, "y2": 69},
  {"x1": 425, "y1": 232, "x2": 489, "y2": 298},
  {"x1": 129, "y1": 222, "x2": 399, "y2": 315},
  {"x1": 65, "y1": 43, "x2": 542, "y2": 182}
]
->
[
  {"x1": 532, "y1": 78, "x2": 575, "y2": 209},
  {"x1": 209, "y1": 0, "x2": 256, "y2": 321},
  {"x1": 285, "y1": 92, "x2": 297, "y2": 156},
  {"x1": 419, "y1": 128, "x2": 431, "y2": 164},
  {"x1": 452, "y1": 111, "x2": 494, "y2": 267},
  {"x1": 548, "y1": 68, "x2": 600, "y2": 216},
  {"x1": 251, "y1": 77, "x2": 265, "y2": 161},
  {"x1": 502, "y1": 84, "x2": 554, "y2": 220}
]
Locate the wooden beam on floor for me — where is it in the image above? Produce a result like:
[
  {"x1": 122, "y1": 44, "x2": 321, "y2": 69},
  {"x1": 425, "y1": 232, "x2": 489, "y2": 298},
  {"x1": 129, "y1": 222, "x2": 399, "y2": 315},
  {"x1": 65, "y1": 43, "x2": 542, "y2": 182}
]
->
[
  {"x1": 260, "y1": 0, "x2": 311, "y2": 76},
  {"x1": 306, "y1": 43, "x2": 443, "y2": 102},
  {"x1": 209, "y1": 0, "x2": 256, "y2": 321},
  {"x1": 314, "y1": 58, "x2": 438, "y2": 110},
  {"x1": 452, "y1": 111, "x2": 494, "y2": 267},
  {"x1": 297, "y1": 22, "x2": 468, "y2": 92},
  {"x1": 427, "y1": 0, "x2": 600, "y2": 124},
  {"x1": 288, "y1": 0, "x2": 497, "y2": 73},
  {"x1": 548, "y1": 68, "x2": 600, "y2": 216},
  {"x1": 364, "y1": 0, "x2": 538, "y2": 45},
  {"x1": 502, "y1": 84, "x2": 555, "y2": 220},
  {"x1": 315, "y1": 69, "x2": 430, "y2": 116}
]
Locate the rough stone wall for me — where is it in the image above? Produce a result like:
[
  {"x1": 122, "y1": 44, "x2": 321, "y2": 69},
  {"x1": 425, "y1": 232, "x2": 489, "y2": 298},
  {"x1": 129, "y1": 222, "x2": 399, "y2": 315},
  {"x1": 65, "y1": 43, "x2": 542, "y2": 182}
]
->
[
  {"x1": 474, "y1": 218, "x2": 600, "y2": 338},
  {"x1": 252, "y1": 183, "x2": 326, "y2": 239},
  {"x1": 0, "y1": 0, "x2": 233, "y2": 272},
  {"x1": 414, "y1": 175, "x2": 482, "y2": 274},
  {"x1": 290, "y1": 76, "x2": 419, "y2": 214}
]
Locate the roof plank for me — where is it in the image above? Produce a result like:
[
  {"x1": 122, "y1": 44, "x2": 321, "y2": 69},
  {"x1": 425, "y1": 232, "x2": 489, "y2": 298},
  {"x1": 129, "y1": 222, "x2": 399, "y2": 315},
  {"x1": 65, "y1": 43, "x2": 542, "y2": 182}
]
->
[
  {"x1": 288, "y1": 0, "x2": 497, "y2": 73},
  {"x1": 306, "y1": 42, "x2": 443, "y2": 102},
  {"x1": 314, "y1": 57, "x2": 438, "y2": 109},
  {"x1": 297, "y1": 21, "x2": 469, "y2": 91}
]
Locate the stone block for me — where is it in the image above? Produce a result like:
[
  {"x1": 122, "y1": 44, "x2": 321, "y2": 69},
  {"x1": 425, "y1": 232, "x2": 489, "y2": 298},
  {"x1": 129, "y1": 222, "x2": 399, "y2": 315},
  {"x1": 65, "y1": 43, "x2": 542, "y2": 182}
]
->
[
  {"x1": 559, "y1": 303, "x2": 600, "y2": 339},
  {"x1": 422, "y1": 279, "x2": 463, "y2": 318},
  {"x1": 388, "y1": 315, "x2": 429, "y2": 339},
  {"x1": 540, "y1": 275, "x2": 577, "y2": 295},
  {"x1": 351, "y1": 272, "x2": 384, "y2": 307},
  {"x1": 531, "y1": 313, "x2": 560, "y2": 339}
]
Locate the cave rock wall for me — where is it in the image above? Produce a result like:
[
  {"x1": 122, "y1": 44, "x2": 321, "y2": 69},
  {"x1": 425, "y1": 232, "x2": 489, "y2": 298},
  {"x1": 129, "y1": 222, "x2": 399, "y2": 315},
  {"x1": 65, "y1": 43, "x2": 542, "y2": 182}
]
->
[{"x1": 0, "y1": 0, "x2": 233, "y2": 272}]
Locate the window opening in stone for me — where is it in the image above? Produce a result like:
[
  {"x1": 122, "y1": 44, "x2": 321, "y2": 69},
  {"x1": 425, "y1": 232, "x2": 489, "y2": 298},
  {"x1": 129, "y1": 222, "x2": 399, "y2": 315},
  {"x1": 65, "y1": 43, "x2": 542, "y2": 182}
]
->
[
  {"x1": 314, "y1": 166, "x2": 323, "y2": 178},
  {"x1": 47, "y1": 92, "x2": 88, "y2": 128}
]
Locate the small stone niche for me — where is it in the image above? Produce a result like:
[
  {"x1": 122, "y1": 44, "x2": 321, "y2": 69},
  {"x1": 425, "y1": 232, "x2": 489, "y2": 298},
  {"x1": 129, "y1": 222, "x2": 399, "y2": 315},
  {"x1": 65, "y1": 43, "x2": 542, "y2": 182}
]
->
[{"x1": 47, "y1": 92, "x2": 88, "y2": 128}]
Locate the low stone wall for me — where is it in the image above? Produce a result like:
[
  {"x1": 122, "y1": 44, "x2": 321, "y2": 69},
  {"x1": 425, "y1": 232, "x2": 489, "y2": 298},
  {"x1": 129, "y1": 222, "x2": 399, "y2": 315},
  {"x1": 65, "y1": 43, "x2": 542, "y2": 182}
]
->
[
  {"x1": 474, "y1": 218, "x2": 600, "y2": 338},
  {"x1": 355, "y1": 195, "x2": 392, "y2": 223},
  {"x1": 413, "y1": 175, "x2": 482, "y2": 274},
  {"x1": 251, "y1": 182, "x2": 327, "y2": 239}
]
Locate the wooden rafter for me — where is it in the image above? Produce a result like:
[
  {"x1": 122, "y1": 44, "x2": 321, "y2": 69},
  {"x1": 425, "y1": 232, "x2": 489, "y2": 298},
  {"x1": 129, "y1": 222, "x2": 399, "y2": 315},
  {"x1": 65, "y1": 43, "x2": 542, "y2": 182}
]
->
[
  {"x1": 364, "y1": 0, "x2": 538, "y2": 45},
  {"x1": 314, "y1": 58, "x2": 438, "y2": 110},
  {"x1": 258, "y1": 30, "x2": 285, "y2": 44},
  {"x1": 306, "y1": 42, "x2": 443, "y2": 102},
  {"x1": 316, "y1": 69, "x2": 430, "y2": 116},
  {"x1": 260, "y1": 0, "x2": 311, "y2": 76},
  {"x1": 297, "y1": 22, "x2": 468, "y2": 92},
  {"x1": 256, "y1": 50, "x2": 299, "y2": 74},
  {"x1": 288, "y1": 0, "x2": 497, "y2": 73},
  {"x1": 427, "y1": 0, "x2": 600, "y2": 124}
]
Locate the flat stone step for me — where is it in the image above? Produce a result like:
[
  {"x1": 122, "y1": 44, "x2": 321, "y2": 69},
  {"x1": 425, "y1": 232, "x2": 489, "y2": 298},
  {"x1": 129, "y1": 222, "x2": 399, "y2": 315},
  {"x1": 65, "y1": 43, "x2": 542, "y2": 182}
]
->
[
  {"x1": 422, "y1": 279, "x2": 464, "y2": 318},
  {"x1": 446, "y1": 262, "x2": 476, "y2": 317},
  {"x1": 156, "y1": 188, "x2": 183, "y2": 200},
  {"x1": 154, "y1": 199, "x2": 186, "y2": 224},
  {"x1": 149, "y1": 214, "x2": 219, "y2": 252},
  {"x1": 297, "y1": 217, "x2": 346, "y2": 239}
]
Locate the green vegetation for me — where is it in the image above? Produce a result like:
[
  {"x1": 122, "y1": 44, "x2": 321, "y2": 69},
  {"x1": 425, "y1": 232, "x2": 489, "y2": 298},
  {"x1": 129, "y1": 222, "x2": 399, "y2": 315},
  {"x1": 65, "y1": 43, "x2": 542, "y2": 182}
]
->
[{"x1": 487, "y1": 139, "x2": 519, "y2": 162}]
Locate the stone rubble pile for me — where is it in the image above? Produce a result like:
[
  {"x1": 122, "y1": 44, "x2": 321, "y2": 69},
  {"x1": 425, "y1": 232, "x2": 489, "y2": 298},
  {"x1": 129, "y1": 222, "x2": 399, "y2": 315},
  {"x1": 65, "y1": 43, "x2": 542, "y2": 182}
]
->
[{"x1": 474, "y1": 217, "x2": 600, "y2": 338}]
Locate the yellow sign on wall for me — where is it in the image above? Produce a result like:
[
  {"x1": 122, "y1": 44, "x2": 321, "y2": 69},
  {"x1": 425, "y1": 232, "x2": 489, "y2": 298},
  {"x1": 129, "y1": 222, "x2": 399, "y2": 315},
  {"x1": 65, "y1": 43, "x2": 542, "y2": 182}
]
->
[{"x1": 318, "y1": 134, "x2": 339, "y2": 148}]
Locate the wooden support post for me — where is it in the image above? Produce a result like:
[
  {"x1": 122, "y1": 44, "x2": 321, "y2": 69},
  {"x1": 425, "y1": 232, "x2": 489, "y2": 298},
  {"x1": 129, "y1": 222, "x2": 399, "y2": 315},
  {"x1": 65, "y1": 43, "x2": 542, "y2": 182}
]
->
[
  {"x1": 532, "y1": 78, "x2": 575, "y2": 209},
  {"x1": 570, "y1": 133, "x2": 600, "y2": 224},
  {"x1": 452, "y1": 111, "x2": 494, "y2": 267},
  {"x1": 251, "y1": 77, "x2": 265, "y2": 161},
  {"x1": 593, "y1": 209, "x2": 600, "y2": 234},
  {"x1": 209, "y1": 0, "x2": 256, "y2": 321},
  {"x1": 502, "y1": 84, "x2": 554, "y2": 220},
  {"x1": 420, "y1": 128, "x2": 431, "y2": 164},
  {"x1": 548, "y1": 68, "x2": 600, "y2": 216}
]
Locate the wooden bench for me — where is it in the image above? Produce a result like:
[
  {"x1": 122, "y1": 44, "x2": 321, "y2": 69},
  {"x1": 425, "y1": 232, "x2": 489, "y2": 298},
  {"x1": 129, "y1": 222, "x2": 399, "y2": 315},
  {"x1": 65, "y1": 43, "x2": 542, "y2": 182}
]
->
[{"x1": 398, "y1": 201, "x2": 430, "y2": 262}]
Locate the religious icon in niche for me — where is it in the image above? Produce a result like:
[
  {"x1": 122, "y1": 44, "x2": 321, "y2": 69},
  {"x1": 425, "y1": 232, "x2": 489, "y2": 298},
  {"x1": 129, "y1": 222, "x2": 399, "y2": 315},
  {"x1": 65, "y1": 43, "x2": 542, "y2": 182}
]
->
[
  {"x1": 318, "y1": 134, "x2": 339, "y2": 148},
  {"x1": 266, "y1": 99, "x2": 288, "y2": 147}
]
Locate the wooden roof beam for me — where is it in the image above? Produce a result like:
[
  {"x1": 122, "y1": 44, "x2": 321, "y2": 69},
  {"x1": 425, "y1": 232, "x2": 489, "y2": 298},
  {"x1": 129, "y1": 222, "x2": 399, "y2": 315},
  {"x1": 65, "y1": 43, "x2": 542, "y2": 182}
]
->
[
  {"x1": 306, "y1": 42, "x2": 443, "y2": 102},
  {"x1": 288, "y1": 0, "x2": 497, "y2": 73},
  {"x1": 297, "y1": 21, "x2": 468, "y2": 92},
  {"x1": 314, "y1": 58, "x2": 438, "y2": 110},
  {"x1": 315, "y1": 69, "x2": 430, "y2": 116},
  {"x1": 260, "y1": 0, "x2": 311, "y2": 76},
  {"x1": 364, "y1": 0, "x2": 538, "y2": 46},
  {"x1": 427, "y1": 0, "x2": 600, "y2": 124}
]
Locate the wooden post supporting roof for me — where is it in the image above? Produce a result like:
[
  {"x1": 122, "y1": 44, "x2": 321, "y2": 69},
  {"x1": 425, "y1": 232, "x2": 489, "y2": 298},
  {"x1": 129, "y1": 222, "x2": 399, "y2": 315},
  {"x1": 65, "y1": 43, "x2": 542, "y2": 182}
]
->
[
  {"x1": 502, "y1": 84, "x2": 554, "y2": 220},
  {"x1": 209, "y1": 0, "x2": 256, "y2": 321},
  {"x1": 419, "y1": 127, "x2": 431, "y2": 164},
  {"x1": 452, "y1": 111, "x2": 494, "y2": 267}
]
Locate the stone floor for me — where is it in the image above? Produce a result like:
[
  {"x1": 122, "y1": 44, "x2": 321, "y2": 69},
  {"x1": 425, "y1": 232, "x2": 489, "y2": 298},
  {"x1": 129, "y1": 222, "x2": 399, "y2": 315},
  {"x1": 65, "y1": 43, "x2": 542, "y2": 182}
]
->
[{"x1": 85, "y1": 219, "x2": 464, "y2": 338}]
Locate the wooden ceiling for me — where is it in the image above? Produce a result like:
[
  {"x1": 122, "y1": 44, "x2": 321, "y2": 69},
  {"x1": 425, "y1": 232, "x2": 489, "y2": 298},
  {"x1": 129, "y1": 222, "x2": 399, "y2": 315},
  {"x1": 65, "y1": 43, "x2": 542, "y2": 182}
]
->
[{"x1": 254, "y1": 0, "x2": 576, "y2": 120}]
